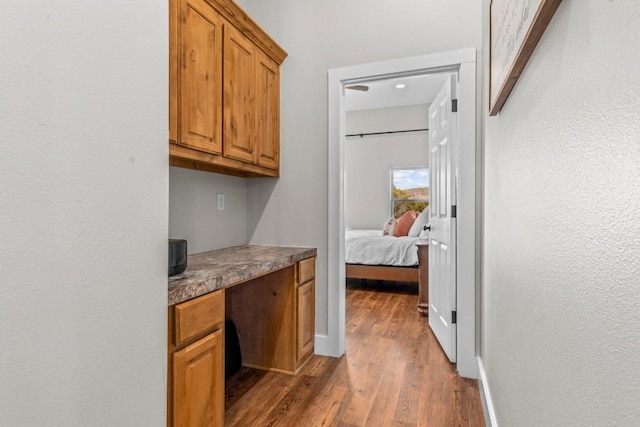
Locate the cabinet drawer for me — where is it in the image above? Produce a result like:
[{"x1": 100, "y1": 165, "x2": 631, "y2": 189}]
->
[
  {"x1": 173, "y1": 289, "x2": 224, "y2": 347},
  {"x1": 297, "y1": 257, "x2": 315, "y2": 285}
]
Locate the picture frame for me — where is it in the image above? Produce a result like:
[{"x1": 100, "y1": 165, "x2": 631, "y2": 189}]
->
[{"x1": 489, "y1": 0, "x2": 563, "y2": 116}]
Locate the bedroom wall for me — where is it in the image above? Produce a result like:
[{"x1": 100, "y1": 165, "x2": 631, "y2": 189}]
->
[
  {"x1": 481, "y1": 0, "x2": 640, "y2": 425},
  {"x1": 244, "y1": 0, "x2": 481, "y2": 340},
  {"x1": 345, "y1": 104, "x2": 429, "y2": 230}
]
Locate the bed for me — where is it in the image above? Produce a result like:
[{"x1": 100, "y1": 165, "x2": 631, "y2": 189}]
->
[{"x1": 345, "y1": 229, "x2": 422, "y2": 283}]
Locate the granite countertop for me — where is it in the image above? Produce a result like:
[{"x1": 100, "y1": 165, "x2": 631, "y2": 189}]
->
[{"x1": 168, "y1": 244, "x2": 317, "y2": 305}]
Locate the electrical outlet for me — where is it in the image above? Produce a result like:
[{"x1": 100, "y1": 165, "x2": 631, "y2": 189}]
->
[{"x1": 217, "y1": 193, "x2": 225, "y2": 210}]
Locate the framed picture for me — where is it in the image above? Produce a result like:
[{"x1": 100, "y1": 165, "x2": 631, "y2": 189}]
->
[{"x1": 489, "y1": 0, "x2": 563, "y2": 116}]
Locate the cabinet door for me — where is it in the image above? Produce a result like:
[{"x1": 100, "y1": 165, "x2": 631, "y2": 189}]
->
[
  {"x1": 255, "y1": 50, "x2": 280, "y2": 170},
  {"x1": 223, "y1": 24, "x2": 256, "y2": 163},
  {"x1": 169, "y1": 0, "x2": 178, "y2": 143},
  {"x1": 178, "y1": 0, "x2": 223, "y2": 154},
  {"x1": 173, "y1": 329, "x2": 224, "y2": 427},
  {"x1": 297, "y1": 279, "x2": 315, "y2": 364}
]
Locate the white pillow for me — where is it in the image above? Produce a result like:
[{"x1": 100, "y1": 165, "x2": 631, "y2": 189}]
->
[
  {"x1": 382, "y1": 217, "x2": 397, "y2": 236},
  {"x1": 408, "y1": 208, "x2": 429, "y2": 237}
]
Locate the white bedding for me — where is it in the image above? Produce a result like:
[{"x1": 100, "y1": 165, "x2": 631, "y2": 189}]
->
[{"x1": 345, "y1": 229, "x2": 420, "y2": 266}]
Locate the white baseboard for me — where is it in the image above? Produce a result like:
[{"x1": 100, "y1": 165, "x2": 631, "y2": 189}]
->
[
  {"x1": 477, "y1": 357, "x2": 498, "y2": 427},
  {"x1": 313, "y1": 334, "x2": 338, "y2": 357}
]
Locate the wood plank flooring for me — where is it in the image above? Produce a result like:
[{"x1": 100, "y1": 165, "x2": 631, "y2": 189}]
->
[{"x1": 225, "y1": 280, "x2": 485, "y2": 426}]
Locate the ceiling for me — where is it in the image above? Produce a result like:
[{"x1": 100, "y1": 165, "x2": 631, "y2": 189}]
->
[{"x1": 344, "y1": 73, "x2": 450, "y2": 112}]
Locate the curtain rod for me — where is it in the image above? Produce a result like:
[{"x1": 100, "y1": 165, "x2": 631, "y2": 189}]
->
[{"x1": 345, "y1": 128, "x2": 429, "y2": 138}]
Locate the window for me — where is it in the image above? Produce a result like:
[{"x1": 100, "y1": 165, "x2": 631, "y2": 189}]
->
[{"x1": 391, "y1": 166, "x2": 429, "y2": 217}]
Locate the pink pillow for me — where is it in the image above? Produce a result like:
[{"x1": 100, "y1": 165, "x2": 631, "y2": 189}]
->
[{"x1": 394, "y1": 211, "x2": 419, "y2": 237}]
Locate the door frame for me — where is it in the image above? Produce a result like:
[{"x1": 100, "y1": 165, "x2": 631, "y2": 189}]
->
[{"x1": 324, "y1": 48, "x2": 478, "y2": 378}]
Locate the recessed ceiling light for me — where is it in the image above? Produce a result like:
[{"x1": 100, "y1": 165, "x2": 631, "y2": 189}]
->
[{"x1": 395, "y1": 83, "x2": 406, "y2": 89}]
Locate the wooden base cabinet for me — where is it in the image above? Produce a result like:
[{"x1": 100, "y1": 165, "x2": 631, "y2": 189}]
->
[
  {"x1": 169, "y1": 0, "x2": 287, "y2": 178},
  {"x1": 167, "y1": 255, "x2": 316, "y2": 425},
  {"x1": 225, "y1": 256, "x2": 316, "y2": 375},
  {"x1": 168, "y1": 289, "x2": 225, "y2": 427},
  {"x1": 225, "y1": 266, "x2": 296, "y2": 374},
  {"x1": 296, "y1": 279, "x2": 315, "y2": 364},
  {"x1": 173, "y1": 330, "x2": 224, "y2": 427},
  {"x1": 296, "y1": 257, "x2": 315, "y2": 365}
]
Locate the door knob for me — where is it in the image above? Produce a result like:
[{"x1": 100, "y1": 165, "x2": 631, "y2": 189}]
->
[{"x1": 423, "y1": 224, "x2": 431, "y2": 231}]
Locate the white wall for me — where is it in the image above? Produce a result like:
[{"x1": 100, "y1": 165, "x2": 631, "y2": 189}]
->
[
  {"x1": 481, "y1": 1, "x2": 640, "y2": 425},
  {"x1": 0, "y1": 1, "x2": 167, "y2": 425},
  {"x1": 345, "y1": 105, "x2": 429, "y2": 229},
  {"x1": 170, "y1": 167, "x2": 248, "y2": 253},
  {"x1": 244, "y1": 0, "x2": 481, "y2": 338}
]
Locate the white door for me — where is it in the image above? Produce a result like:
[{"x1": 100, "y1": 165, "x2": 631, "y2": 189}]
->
[{"x1": 428, "y1": 75, "x2": 457, "y2": 363}]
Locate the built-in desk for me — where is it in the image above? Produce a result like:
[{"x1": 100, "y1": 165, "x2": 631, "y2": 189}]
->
[
  {"x1": 168, "y1": 245, "x2": 317, "y2": 305},
  {"x1": 167, "y1": 245, "x2": 316, "y2": 427}
]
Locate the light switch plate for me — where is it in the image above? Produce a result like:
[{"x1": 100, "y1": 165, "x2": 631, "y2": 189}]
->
[{"x1": 217, "y1": 193, "x2": 225, "y2": 210}]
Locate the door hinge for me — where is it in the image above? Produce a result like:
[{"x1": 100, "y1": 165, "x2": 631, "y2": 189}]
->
[
  {"x1": 452, "y1": 311, "x2": 457, "y2": 324},
  {"x1": 451, "y1": 205, "x2": 457, "y2": 218},
  {"x1": 452, "y1": 99, "x2": 458, "y2": 113}
]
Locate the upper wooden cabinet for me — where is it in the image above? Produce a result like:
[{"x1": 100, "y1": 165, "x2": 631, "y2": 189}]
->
[
  {"x1": 176, "y1": 0, "x2": 223, "y2": 155},
  {"x1": 255, "y1": 50, "x2": 280, "y2": 169},
  {"x1": 169, "y1": 0, "x2": 287, "y2": 178},
  {"x1": 223, "y1": 23, "x2": 256, "y2": 164}
]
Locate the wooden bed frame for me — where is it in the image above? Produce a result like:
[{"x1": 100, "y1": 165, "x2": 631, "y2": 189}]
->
[
  {"x1": 346, "y1": 243, "x2": 429, "y2": 315},
  {"x1": 345, "y1": 263, "x2": 419, "y2": 283}
]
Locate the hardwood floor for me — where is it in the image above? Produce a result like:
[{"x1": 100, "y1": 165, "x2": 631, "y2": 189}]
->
[{"x1": 225, "y1": 280, "x2": 485, "y2": 426}]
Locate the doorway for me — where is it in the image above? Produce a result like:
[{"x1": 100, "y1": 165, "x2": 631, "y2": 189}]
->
[{"x1": 325, "y1": 49, "x2": 478, "y2": 378}]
